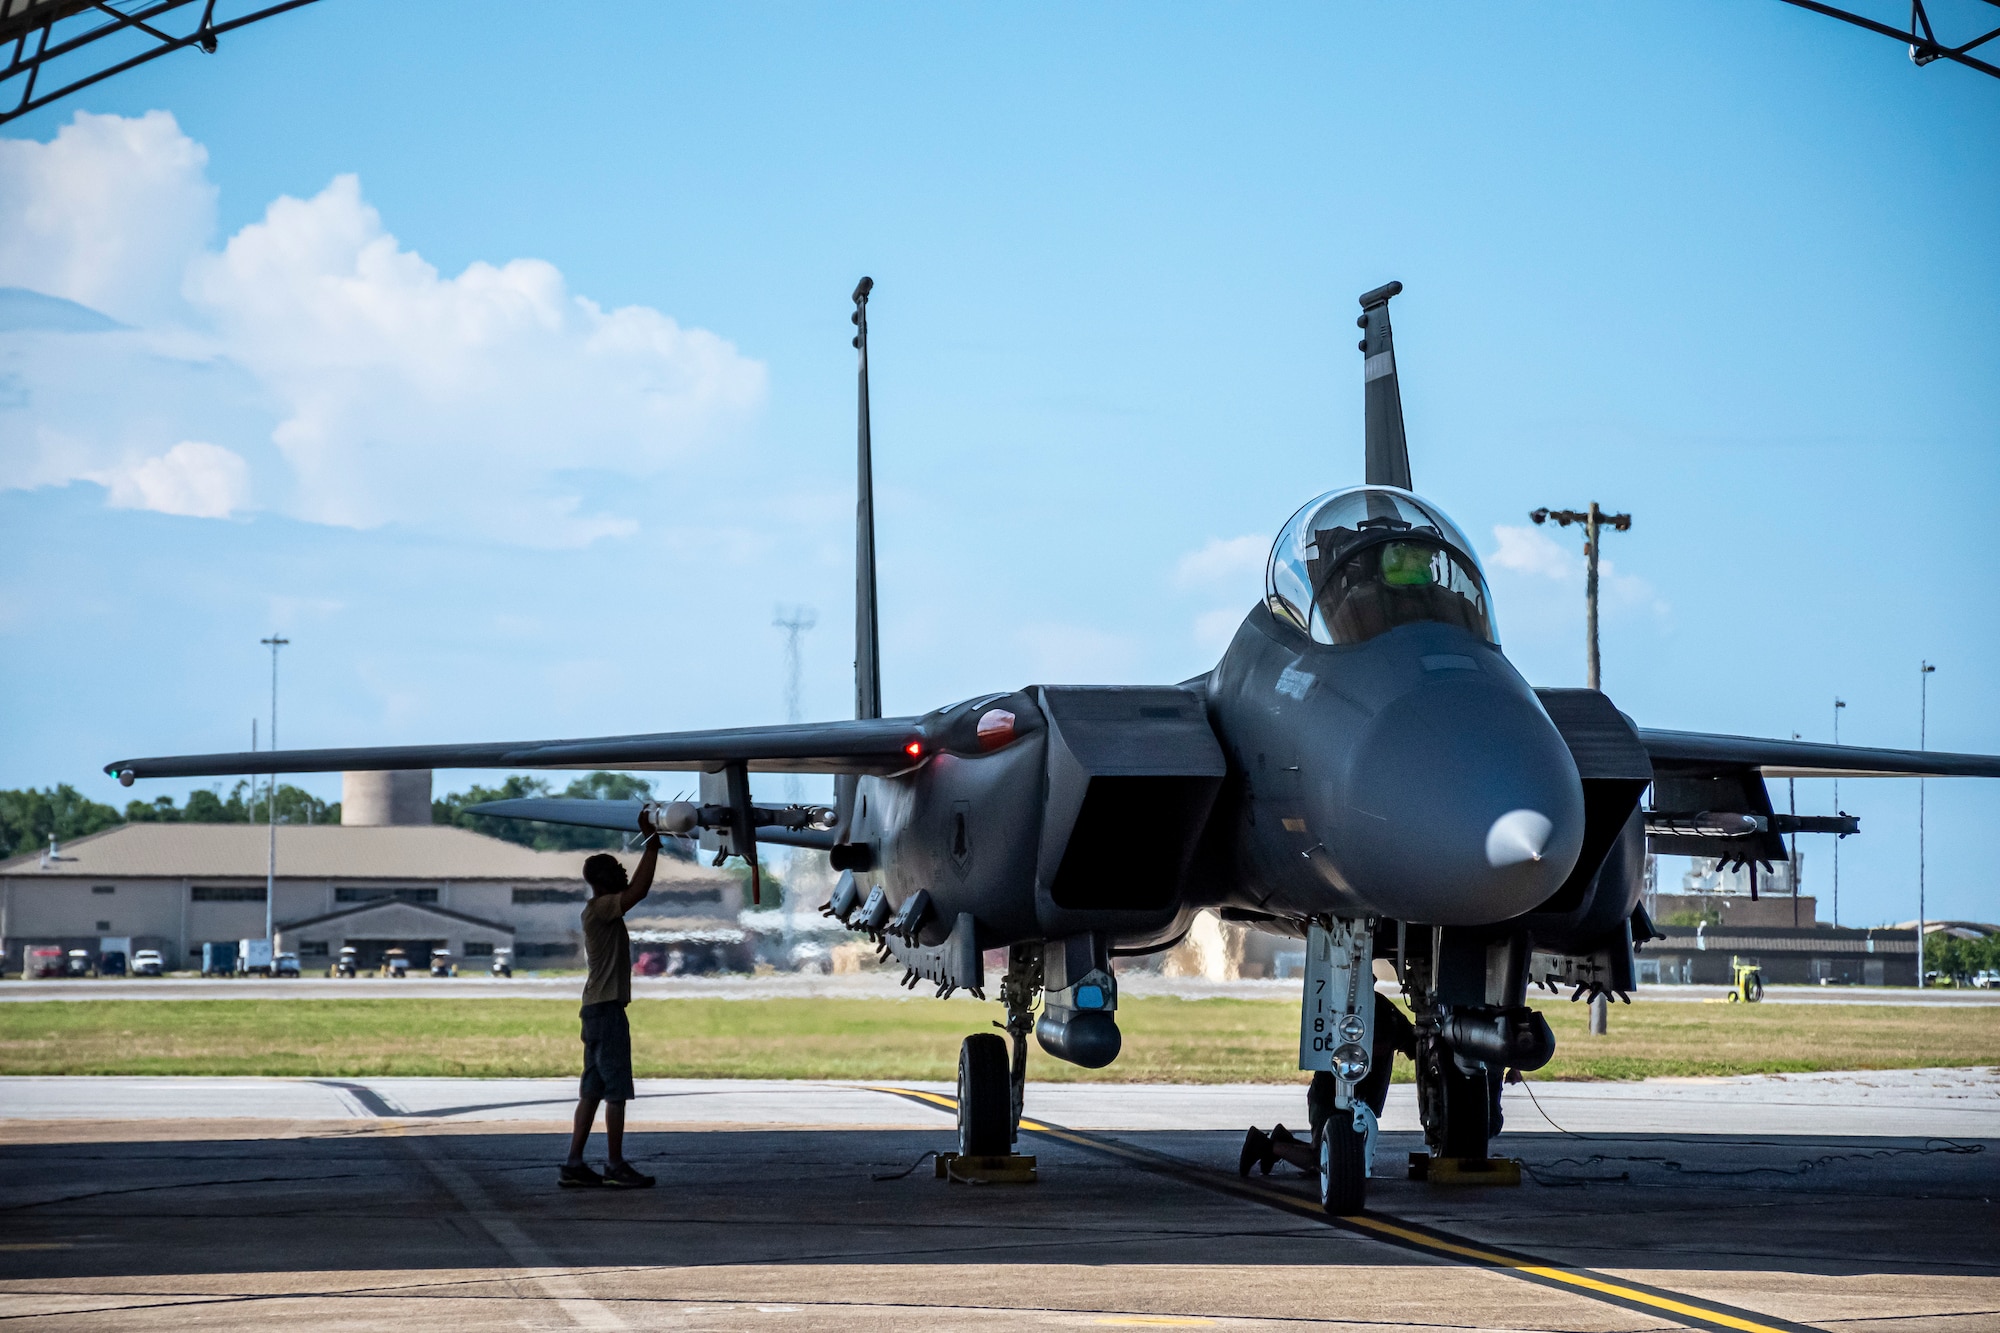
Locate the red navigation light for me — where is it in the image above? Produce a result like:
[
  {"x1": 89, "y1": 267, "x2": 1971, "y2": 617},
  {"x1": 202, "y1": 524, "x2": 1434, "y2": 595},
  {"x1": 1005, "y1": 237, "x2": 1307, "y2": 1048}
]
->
[
  {"x1": 975, "y1": 709, "x2": 1017, "y2": 751},
  {"x1": 904, "y1": 740, "x2": 924, "y2": 759}
]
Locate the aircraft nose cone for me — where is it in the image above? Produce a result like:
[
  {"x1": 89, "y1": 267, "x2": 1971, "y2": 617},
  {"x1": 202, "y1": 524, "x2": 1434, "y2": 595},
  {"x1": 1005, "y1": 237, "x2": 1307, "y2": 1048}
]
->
[
  {"x1": 1485, "y1": 809, "x2": 1553, "y2": 867},
  {"x1": 1328, "y1": 678, "x2": 1583, "y2": 924}
]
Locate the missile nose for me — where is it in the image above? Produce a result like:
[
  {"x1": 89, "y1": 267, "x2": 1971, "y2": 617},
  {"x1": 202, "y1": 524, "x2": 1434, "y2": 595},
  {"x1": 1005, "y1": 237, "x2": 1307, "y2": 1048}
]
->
[{"x1": 1485, "y1": 809, "x2": 1553, "y2": 867}]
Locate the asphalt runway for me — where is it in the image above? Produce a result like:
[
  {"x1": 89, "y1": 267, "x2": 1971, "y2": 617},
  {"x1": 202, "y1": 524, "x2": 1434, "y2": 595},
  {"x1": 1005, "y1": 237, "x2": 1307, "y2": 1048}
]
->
[
  {"x1": 8, "y1": 974, "x2": 1998, "y2": 1004},
  {"x1": 1, "y1": 1071, "x2": 1994, "y2": 1331}
]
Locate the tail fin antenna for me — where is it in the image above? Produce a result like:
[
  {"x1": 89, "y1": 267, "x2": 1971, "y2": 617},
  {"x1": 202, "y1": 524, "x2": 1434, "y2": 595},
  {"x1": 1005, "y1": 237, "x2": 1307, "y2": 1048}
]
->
[
  {"x1": 852, "y1": 276, "x2": 882, "y2": 721},
  {"x1": 1357, "y1": 281, "x2": 1412, "y2": 490}
]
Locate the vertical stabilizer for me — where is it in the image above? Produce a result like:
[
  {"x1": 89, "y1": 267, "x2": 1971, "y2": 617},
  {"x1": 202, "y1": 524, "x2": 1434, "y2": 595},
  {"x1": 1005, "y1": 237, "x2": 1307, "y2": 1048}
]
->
[
  {"x1": 852, "y1": 277, "x2": 882, "y2": 721},
  {"x1": 1357, "y1": 281, "x2": 1412, "y2": 490}
]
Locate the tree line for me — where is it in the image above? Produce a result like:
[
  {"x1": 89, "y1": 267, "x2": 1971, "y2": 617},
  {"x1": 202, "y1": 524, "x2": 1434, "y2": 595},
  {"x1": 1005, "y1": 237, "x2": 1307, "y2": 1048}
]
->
[{"x1": 0, "y1": 773, "x2": 691, "y2": 862}]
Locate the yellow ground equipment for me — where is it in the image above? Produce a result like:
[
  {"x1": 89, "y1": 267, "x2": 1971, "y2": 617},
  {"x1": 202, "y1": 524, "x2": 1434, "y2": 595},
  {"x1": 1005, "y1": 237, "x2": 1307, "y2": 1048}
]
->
[{"x1": 1723, "y1": 957, "x2": 1764, "y2": 1003}]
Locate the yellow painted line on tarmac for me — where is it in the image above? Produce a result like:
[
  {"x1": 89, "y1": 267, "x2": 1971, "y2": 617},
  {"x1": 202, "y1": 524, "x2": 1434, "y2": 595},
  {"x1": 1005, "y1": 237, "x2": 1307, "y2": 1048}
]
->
[{"x1": 870, "y1": 1085, "x2": 1809, "y2": 1333}]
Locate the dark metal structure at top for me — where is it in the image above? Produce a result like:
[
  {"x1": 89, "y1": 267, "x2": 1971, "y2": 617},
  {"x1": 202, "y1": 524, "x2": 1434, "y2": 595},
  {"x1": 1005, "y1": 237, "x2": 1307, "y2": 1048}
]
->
[
  {"x1": 0, "y1": 0, "x2": 320, "y2": 127},
  {"x1": 1777, "y1": 0, "x2": 2000, "y2": 79}
]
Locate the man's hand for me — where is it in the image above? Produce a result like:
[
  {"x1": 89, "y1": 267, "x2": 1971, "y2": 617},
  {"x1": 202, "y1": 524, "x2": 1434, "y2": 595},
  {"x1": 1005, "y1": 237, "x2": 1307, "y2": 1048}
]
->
[{"x1": 619, "y1": 812, "x2": 660, "y2": 914}]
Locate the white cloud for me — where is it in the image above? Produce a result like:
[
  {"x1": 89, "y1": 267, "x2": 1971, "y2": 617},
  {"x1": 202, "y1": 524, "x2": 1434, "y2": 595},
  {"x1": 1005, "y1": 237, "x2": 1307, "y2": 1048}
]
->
[
  {"x1": 1487, "y1": 523, "x2": 1667, "y2": 618},
  {"x1": 1174, "y1": 534, "x2": 1265, "y2": 652},
  {"x1": 1490, "y1": 523, "x2": 1577, "y2": 580},
  {"x1": 91, "y1": 440, "x2": 249, "y2": 518},
  {"x1": 1174, "y1": 534, "x2": 1265, "y2": 590},
  {"x1": 0, "y1": 112, "x2": 765, "y2": 546},
  {"x1": 0, "y1": 110, "x2": 213, "y2": 325}
]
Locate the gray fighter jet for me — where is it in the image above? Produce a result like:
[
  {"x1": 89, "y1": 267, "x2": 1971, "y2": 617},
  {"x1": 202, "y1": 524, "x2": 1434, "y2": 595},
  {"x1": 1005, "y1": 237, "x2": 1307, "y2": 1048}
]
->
[{"x1": 108, "y1": 278, "x2": 2000, "y2": 1213}]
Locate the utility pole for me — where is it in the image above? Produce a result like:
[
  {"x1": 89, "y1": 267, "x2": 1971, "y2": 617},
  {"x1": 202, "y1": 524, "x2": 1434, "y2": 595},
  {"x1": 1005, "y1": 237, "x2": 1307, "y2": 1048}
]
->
[
  {"x1": 1789, "y1": 733, "x2": 1800, "y2": 929},
  {"x1": 1919, "y1": 662, "x2": 1935, "y2": 987},
  {"x1": 1530, "y1": 502, "x2": 1631, "y2": 1034},
  {"x1": 1833, "y1": 697, "x2": 1846, "y2": 927},
  {"x1": 1529, "y1": 503, "x2": 1632, "y2": 691},
  {"x1": 260, "y1": 634, "x2": 288, "y2": 946}
]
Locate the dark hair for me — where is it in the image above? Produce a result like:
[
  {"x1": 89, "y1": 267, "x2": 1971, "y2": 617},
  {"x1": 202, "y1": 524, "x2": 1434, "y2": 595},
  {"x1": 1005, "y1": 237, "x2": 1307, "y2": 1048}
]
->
[{"x1": 582, "y1": 853, "x2": 627, "y2": 894}]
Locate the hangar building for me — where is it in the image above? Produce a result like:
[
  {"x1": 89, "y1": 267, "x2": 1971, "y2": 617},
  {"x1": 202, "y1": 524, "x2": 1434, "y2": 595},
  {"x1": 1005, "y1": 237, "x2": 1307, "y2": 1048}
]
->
[{"x1": 0, "y1": 772, "x2": 740, "y2": 974}]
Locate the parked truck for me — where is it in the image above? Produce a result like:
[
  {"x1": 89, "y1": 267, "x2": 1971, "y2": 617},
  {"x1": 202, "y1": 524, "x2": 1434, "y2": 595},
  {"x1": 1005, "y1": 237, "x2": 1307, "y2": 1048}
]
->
[
  {"x1": 236, "y1": 938, "x2": 274, "y2": 977},
  {"x1": 201, "y1": 941, "x2": 238, "y2": 976}
]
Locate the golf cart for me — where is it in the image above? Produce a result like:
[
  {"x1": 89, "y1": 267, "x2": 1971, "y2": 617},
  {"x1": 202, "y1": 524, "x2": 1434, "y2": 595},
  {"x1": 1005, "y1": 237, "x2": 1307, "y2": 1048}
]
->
[
  {"x1": 380, "y1": 948, "x2": 410, "y2": 979},
  {"x1": 489, "y1": 949, "x2": 513, "y2": 978},
  {"x1": 429, "y1": 950, "x2": 455, "y2": 978},
  {"x1": 65, "y1": 949, "x2": 93, "y2": 977},
  {"x1": 330, "y1": 946, "x2": 358, "y2": 978}
]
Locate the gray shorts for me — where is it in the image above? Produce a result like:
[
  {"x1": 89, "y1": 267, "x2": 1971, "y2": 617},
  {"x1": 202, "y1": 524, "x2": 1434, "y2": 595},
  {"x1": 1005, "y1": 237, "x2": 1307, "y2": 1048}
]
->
[{"x1": 579, "y1": 1000, "x2": 634, "y2": 1103}]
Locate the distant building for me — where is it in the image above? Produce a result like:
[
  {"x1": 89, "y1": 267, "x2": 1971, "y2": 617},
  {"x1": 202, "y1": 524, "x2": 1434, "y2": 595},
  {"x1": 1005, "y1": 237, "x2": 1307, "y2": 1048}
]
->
[
  {"x1": 1639, "y1": 923, "x2": 1918, "y2": 986},
  {"x1": 0, "y1": 822, "x2": 738, "y2": 974},
  {"x1": 1652, "y1": 853, "x2": 1818, "y2": 929}
]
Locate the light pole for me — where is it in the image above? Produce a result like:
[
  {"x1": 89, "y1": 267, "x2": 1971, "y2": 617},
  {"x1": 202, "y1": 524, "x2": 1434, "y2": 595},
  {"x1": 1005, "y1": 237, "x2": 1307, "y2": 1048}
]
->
[
  {"x1": 772, "y1": 606, "x2": 817, "y2": 935},
  {"x1": 1832, "y1": 697, "x2": 1846, "y2": 927},
  {"x1": 1919, "y1": 661, "x2": 1935, "y2": 987},
  {"x1": 260, "y1": 634, "x2": 288, "y2": 946},
  {"x1": 1528, "y1": 503, "x2": 1632, "y2": 691},
  {"x1": 1789, "y1": 733, "x2": 1800, "y2": 929},
  {"x1": 1530, "y1": 503, "x2": 1630, "y2": 1034}
]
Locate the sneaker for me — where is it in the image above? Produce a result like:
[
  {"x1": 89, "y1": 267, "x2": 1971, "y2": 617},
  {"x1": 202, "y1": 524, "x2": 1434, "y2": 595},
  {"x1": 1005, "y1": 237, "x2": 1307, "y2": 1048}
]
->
[
  {"x1": 558, "y1": 1163, "x2": 604, "y2": 1188},
  {"x1": 603, "y1": 1161, "x2": 655, "y2": 1189}
]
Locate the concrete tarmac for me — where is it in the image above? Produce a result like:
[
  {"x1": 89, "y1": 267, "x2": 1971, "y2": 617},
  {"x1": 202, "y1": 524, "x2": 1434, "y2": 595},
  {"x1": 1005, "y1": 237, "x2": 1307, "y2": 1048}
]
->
[
  {"x1": 1, "y1": 1071, "x2": 1995, "y2": 1331},
  {"x1": 7, "y1": 974, "x2": 1998, "y2": 1004}
]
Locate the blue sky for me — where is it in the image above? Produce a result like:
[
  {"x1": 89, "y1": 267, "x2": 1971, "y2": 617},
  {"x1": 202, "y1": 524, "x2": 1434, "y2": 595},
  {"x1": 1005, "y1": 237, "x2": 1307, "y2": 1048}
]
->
[{"x1": 1, "y1": 2, "x2": 1995, "y2": 927}]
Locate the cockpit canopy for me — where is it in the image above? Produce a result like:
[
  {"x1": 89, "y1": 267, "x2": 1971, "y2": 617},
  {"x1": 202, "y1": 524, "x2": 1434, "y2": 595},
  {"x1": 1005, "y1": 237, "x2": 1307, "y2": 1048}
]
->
[{"x1": 1266, "y1": 487, "x2": 1496, "y2": 647}]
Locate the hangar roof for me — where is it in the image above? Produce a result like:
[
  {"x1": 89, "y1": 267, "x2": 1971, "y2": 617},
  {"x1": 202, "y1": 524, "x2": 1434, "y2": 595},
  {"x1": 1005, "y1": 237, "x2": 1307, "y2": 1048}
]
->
[{"x1": 0, "y1": 823, "x2": 727, "y2": 889}]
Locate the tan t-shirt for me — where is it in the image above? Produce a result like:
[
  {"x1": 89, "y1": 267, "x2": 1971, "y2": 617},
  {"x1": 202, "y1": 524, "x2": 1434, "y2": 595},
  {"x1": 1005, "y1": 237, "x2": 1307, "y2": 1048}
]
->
[{"x1": 580, "y1": 893, "x2": 630, "y2": 1008}]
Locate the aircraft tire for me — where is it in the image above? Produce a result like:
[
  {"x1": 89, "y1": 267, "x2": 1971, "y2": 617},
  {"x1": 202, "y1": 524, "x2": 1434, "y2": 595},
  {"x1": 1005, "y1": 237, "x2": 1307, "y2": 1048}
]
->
[
  {"x1": 1318, "y1": 1109, "x2": 1365, "y2": 1215},
  {"x1": 1439, "y1": 1063, "x2": 1491, "y2": 1159},
  {"x1": 958, "y1": 1032, "x2": 1012, "y2": 1157}
]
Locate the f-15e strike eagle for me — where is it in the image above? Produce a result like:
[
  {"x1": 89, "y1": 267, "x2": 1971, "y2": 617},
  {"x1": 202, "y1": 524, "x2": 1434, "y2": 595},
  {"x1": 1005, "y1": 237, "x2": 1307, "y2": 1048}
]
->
[{"x1": 110, "y1": 277, "x2": 2000, "y2": 1213}]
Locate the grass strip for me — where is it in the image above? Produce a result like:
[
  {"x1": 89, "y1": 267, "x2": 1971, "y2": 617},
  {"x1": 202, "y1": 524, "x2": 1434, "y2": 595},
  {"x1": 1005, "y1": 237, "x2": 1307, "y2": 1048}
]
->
[{"x1": 0, "y1": 995, "x2": 1994, "y2": 1082}]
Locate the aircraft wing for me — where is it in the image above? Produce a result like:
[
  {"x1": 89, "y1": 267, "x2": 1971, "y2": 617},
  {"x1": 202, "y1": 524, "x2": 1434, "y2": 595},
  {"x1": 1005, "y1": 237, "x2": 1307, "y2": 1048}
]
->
[
  {"x1": 105, "y1": 717, "x2": 927, "y2": 783},
  {"x1": 1638, "y1": 729, "x2": 2000, "y2": 780}
]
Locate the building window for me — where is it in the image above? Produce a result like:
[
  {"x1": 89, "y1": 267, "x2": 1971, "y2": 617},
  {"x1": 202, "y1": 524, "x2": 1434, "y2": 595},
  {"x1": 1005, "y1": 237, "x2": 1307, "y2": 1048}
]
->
[
  {"x1": 335, "y1": 887, "x2": 439, "y2": 904},
  {"x1": 299, "y1": 941, "x2": 330, "y2": 957},
  {"x1": 515, "y1": 942, "x2": 578, "y2": 959},
  {"x1": 513, "y1": 888, "x2": 587, "y2": 905},
  {"x1": 463, "y1": 941, "x2": 494, "y2": 957},
  {"x1": 96, "y1": 920, "x2": 111, "y2": 931},
  {"x1": 92, "y1": 884, "x2": 115, "y2": 895},
  {"x1": 192, "y1": 886, "x2": 266, "y2": 902},
  {"x1": 652, "y1": 888, "x2": 721, "y2": 908}
]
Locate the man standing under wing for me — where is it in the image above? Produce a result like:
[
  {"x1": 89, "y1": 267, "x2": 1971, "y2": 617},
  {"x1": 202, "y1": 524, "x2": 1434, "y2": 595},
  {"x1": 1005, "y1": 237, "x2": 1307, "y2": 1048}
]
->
[{"x1": 561, "y1": 813, "x2": 659, "y2": 1188}]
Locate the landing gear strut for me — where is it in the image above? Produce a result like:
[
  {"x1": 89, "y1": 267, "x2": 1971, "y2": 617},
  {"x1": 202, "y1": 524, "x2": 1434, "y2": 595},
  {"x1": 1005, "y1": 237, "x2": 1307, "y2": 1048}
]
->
[
  {"x1": 998, "y1": 943, "x2": 1041, "y2": 1145},
  {"x1": 1299, "y1": 917, "x2": 1376, "y2": 1215}
]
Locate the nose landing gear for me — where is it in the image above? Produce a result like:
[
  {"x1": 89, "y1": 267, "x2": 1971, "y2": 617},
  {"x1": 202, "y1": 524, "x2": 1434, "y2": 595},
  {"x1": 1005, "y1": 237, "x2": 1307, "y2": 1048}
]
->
[{"x1": 943, "y1": 944, "x2": 1041, "y2": 1183}]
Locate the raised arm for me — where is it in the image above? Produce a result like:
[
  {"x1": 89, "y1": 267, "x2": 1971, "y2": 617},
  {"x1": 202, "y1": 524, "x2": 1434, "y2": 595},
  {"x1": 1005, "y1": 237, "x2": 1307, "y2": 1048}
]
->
[{"x1": 618, "y1": 811, "x2": 660, "y2": 915}]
